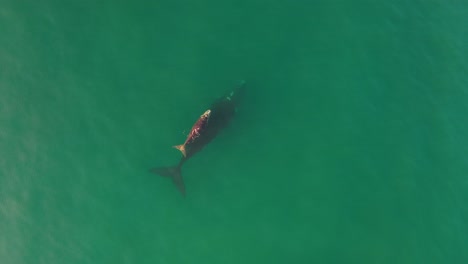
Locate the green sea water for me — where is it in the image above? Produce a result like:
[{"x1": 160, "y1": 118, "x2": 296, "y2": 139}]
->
[{"x1": 1, "y1": 1, "x2": 467, "y2": 263}]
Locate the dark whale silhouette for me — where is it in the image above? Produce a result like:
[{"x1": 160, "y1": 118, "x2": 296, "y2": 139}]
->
[{"x1": 150, "y1": 82, "x2": 245, "y2": 195}]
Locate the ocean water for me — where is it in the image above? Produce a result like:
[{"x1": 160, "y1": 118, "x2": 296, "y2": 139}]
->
[{"x1": 1, "y1": 1, "x2": 467, "y2": 263}]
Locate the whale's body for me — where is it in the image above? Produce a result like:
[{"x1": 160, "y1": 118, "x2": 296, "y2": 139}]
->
[{"x1": 151, "y1": 83, "x2": 245, "y2": 195}]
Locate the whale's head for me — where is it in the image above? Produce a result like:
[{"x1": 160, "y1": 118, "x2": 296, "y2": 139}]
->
[{"x1": 225, "y1": 81, "x2": 246, "y2": 105}]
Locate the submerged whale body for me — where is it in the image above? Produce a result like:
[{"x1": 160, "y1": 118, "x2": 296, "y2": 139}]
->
[{"x1": 150, "y1": 82, "x2": 245, "y2": 196}]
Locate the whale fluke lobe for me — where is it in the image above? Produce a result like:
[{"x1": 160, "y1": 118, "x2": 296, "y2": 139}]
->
[{"x1": 150, "y1": 166, "x2": 185, "y2": 196}]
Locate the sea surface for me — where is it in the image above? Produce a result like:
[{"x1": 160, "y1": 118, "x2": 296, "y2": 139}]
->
[{"x1": 1, "y1": 1, "x2": 467, "y2": 263}]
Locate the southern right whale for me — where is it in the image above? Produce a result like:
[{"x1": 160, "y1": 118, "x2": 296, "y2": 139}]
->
[{"x1": 150, "y1": 82, "x2": 246, "y2": 195}]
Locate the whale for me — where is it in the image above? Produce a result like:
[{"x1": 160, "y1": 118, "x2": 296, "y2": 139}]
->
[{"x1": 150, "y1": 82, "x2": 245, "y2": 196}]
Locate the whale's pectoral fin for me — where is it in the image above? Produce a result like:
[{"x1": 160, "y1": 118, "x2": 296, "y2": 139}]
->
[
  {"x1": 150, "y1": 166, "x2": 186, "y2": 196},
  {"x1": 173, "y1": 144, "x2": 187, "y2": 157}
]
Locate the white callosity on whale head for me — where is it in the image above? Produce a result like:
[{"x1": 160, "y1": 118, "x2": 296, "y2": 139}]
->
[{"x1": 227, "y1": 91, "x2": 234, "y2": 101}]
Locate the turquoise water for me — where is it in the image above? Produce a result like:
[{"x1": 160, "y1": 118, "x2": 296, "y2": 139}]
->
[{"x1": 1, "y1": 1, "x2": 467, "y2": 263}]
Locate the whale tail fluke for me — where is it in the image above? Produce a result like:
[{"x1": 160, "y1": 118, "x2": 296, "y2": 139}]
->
[{"x1": 150, "y1": 165, "x2": 185, "y2": 196}]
